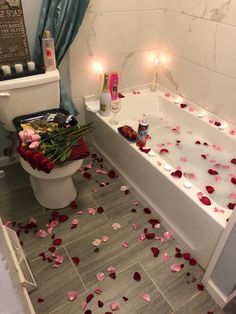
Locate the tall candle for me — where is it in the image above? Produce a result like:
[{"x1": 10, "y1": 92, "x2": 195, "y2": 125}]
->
[
  {"x1": 151, "y1": 58, "x2": 159, "y2": 92},
  {"x1": 93, "y1": 62, "x2": 104, "y2": 98},
  {"x1": 15, "y1": 63, "x2": 23, "y2": 73}
]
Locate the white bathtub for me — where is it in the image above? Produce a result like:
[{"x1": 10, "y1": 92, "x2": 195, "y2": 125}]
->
[{"x1": 85, "y1": 85, "x2": 236, "y2": 269}]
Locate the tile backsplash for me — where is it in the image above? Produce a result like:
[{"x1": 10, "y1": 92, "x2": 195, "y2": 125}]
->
[{"x1": 69, "y1": 0, "x2": 236, "y2": 126}]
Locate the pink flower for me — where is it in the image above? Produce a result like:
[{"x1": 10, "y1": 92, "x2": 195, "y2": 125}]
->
[
  {"x1": 29, "y1": 133, "x2": 41, "y2": 142},
  {"x1": 29, "y1": 141, "x2": 40, "y2": 149}
]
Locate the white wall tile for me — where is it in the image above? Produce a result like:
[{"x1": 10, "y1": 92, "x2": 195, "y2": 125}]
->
[
  {"x1": 100, "y1": 0, "x2": 137, "y2": 11},
  {"x1": 137, "y1": 0, "x2": 165, "y2": 10}
]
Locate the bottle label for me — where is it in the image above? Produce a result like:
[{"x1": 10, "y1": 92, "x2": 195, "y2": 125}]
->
[{"x1": 100, "y1": 103, "x2": 108, "y2": 112}]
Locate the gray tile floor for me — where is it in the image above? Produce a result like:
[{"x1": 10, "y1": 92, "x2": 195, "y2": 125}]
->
[{"x1": 0, "y1": 156, "x2": 233, "y2": 314}]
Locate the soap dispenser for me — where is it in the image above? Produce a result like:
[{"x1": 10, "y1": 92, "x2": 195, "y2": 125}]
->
[{"x1": 42, "y1": 30, "x2": 56, "y2": 71}]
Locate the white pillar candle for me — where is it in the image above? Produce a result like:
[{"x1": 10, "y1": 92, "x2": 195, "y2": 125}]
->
[
  {"x1": 14, "y1": 63, "x2": 23, "y2": 73},
  {"x1": 27, "y1": 61, "x2": 35, "y2": 72},
  {"x1": 2, "y1": 65, "x2": 11, "y2": 75}
]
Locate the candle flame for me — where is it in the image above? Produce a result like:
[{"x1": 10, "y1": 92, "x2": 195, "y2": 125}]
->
[{"x1": 93, "y1": 62, "x2": 103, "y2": 74}]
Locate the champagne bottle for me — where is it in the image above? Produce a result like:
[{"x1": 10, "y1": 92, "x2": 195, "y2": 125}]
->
[{"x1": 99, "y1": 73, "x2": 111, "y2": 116}]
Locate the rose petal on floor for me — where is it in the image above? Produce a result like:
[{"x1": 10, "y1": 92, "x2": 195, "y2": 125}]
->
[
  {"x1": 97, "y1": 206, "x2": 104, "y2": 214},
  {"x1": 37, "y1": 298, "x2": 44, "y2": 303},
  {"x1": 71, "y1": 256, "x2": 80, "y2": 266},
  {"x1": 101, "y1": 235, "x2": 110, "y2": 242},
  {"x1": 98, "y1": 300, "x2": 104, "y2": 308},
  {"x1": 122, "y1": 241, "x2": 129, "y2": 248},
  {"x1": 148, "y1": 219, "x2": 159, "y2": 228},
  {"x1": 112, "y1": 223, "x2": 121, "y2": 230},
  {"x1": 189, "y1": 258, "x2": 197, "y2": 266},
  {"x1": 133, "y1": 272, "x2": 141, "y2": 281},
  {"x1": 81, "y1": 301, "x2": 87, "y2": 311},
  {"x1": 143, "y1": 208, "x2": 152, "y2": 214},
  {"x1": 170, "y1": 263, "x2": 182, "y2": 272},
  {"x1": 94, "y1": 288, "x2": 103, "y2": 295},
  {"x1": 96, "y1": 272, "x2": 105, "y2": 281},
  {"x1": 122, "y1": 296, "x2": 129, "y2": 302},
  {"x1": 88, "y1": 208, "x2": 97, "y2": 215},
  {"x1": 53, "y1": 238, "x2": 62, "y2": 246},
  {"x1": 36, "y1": 229, "x2": 48, "y2": 238},
  {"x1": 163, "y1": 252, "x2": 169, "y2": 262},
  {"x1": 86, "y1": 294, "x2": 94, "y2": 303},
  {"x1": 143, "y1": 293, "x2": 151, "y2": 302},
  {"x1": 67, "y1": 291, "x2": 78, "y2": 301},
  {"x1": 183, "y1": 253, "x2": 191, "y2": 260},
  {"x1": 197, "y1": 284, "x2": 205, "y2": 291},
  {"x1": 120, "y1": 185, "x2": 128, "y2": 192},
  {"x1": 109, "y1": 272, "x2": 116, "y2": 280},
  {"x1": 151, "y1": 247, "x2": 160, "y2": 257},
  {"x1": 92, "y1": 239, "x2": 102, "y2": 247},
  {"x1": 107, "y1": 266, "x2": 116, "y2": 272},
  {"x1": 164, "y1": 231, "x2": 172, "y2": 239},
  {"x1": 132, "y1": 223, "x2": 139, "y2": 230},
  {"x1": 110, "y1": 302, "x2": 121, "y2": 311}
]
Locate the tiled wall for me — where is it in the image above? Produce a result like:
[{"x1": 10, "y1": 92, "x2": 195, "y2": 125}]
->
[{"x1": 70, "y1": 0, "x2": 236, "y2": 126}]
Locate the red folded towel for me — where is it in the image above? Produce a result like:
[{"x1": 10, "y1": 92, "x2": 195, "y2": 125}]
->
[{"x1": 69, "y1": 138, "x2": 90, "y2": 160}]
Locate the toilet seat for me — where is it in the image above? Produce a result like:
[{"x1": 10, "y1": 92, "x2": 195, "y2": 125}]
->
[{"x1": 20, "y1": 158, "x2": 83, "y2": 209}]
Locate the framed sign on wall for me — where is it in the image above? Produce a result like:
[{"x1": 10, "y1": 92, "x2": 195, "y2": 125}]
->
[{"x1": 0, "y1": 0, "x2": 30, "y2": 66}]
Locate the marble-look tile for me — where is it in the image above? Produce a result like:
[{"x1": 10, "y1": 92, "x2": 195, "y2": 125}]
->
[
  {"x1": 0, "y1": 185, "x2": 44, "y2": 223},
  {"x1": 70, "y1": 11, "x2": 139, "y2": 62},
  {"x1": 137, "y1": 0, "x2": 166, "y2": 10},
  {"x1": 65, "y1": 210, "x2": 168, "y2": 289},
  {"x1": 141, "y1": 240, "x2": 204, "y2": 310},
  {"x1": 100, "y1": 0, "x2": 137, "y2": 12},
  {"x1": 174, "y1": 291, "x2": 225, "y2": 314},
  {"x1": 51, "y1": 263, "x2": 172, "y2": 314},
  {"x1": 29, "y1": 248, "x2": 85, "y2": 314}
]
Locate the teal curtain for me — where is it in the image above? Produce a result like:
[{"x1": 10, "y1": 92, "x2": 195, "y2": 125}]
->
[{"x1": 34, "y1": 0, "x2": 90, "y2": 116}]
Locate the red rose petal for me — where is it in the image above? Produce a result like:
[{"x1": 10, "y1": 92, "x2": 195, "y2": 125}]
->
[
  {"x1": 189, "y1": 258, "x2": 197, "y2": 266},
  {"x1": 122, "y1": 296, "x2": 128, "y2": 302},
  {"x1": 148, "y1": 219, "x2": 159, "y2": 228},
  {"x1": 160, "y1": 148, "x2": 169, "y2": 154},
  {"x1": 171, "y1": 170, "x2": 182, "y2": 178},
  {"x1": 98, "y1": 300, "x2": 104, "y2": 308},
  {"x1": 214, "y1": 121, "x2": 221, "y2": 126},
  {"x1": 176, "y1": 247, "x2": 181, "y2": 252},
  {"x1": 37, "y1": 298, "x2": 44, "y2": 303},
  {"x1": 175, "y1": 252, "x2": 182, "y2": 258},
  {"x1": 133, "y1": 272, "x2": 141, "y2": 281},
  {"x1": 228, "y1": 203, "x2": 235, "y2": 210},
  {"x1": 206, "y1": 186, "x2": 215, "y2": 194},
  {"x1": 53, "y1": 238, "x2": 62, "y2": 246},
  {"x1": 151, "y1": 247, "x2": 160, "y2": 257},
  {"x1": 86, "y1": 294, "x2": 94, "y2": 303},
  {"x1": 231, "y1": 158, "x2": 236, "y2": 165},
  {"x1": 83, "y1": 172, "x2": 91, "y2": 179},
  {"x1": 72, "y1": 256, "x2": 80, "y2": 266},
  {"x1": 51, "y1": 211, "x2": 59, "y2": 219},
  {"x1": 183, "y1": 253, "x2": 191, "y2": 260},
  {"x1": 109, "y1": 272, "x2": 116, "y2": 280},
  {"x1": 58, "y1": 215, "x2": 69, "y2": 222},
  {"x1": 143, "y1": 208, "x2": 152, "y2": 214},
  {"x1": 70, "y1": 201, "x2": 78, "y2": 209},
  {"x1": 208, "y1": 169, "x2": 218, "y2": 175},
  {"x1": 195, "y1": 141, "x2": 201, "y2": 144},
  {"x1": 48, "y1": 246, "x2": 56, "y2": 253},
  {"x1": 131, "y1": 208, "x2": 137, "y2": 213},
  {"x1": 197, "y1": 284, "x2": 205, "y2": 291},
  {"x1": 180, "y1": 103, "x2": 187, "y2": 109},
  {"x1": 97, "y1": 206, "x2": 104, "y2": 214},
  {"x1": 118, "y1": 92, "x2": 125, "y2": 98},
  {"x1": 84, "y1": 310, "x2": 92, "y2": 314},
  {"x1": 199, "y1": 196, "x2": 211, "y2": 206},
  {"x1": 231, "y1": 177, "x2": 236, "y2": 185},
  {"x1": 146, "y1": 233, "x2": 156, "y2": 239}
]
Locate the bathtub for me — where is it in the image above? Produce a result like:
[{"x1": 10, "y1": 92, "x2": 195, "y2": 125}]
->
[{"x1": 85, "y1": 85, "x2": 236, "y2": 269}]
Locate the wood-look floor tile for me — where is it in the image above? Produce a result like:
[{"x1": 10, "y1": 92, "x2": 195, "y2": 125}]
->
[
  {"x1": 30, "y1": 248, "x2": 85, "y2": 314},
  {"x1": 173, "y1": 291, "x2": 225, "y2": 314},
  {"x1": 141, "y1": 240, "x2": 204, "y2": 311},
  {"x1": 51, "y1": 263, "x2": 172, "y2": 314}
]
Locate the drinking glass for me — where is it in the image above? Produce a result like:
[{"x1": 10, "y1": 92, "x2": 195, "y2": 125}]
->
[{"x1": 109, "y1": 99, "x2": 121, "y2": 125}]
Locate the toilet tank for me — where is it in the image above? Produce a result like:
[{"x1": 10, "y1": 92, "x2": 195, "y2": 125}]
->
[{"x1": 0, "y1": 70, "x2": 60, "y2": 131}]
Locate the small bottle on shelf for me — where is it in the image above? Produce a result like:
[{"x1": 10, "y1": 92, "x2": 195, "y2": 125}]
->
[
  {"x1": 136, "y1": 114, "x2": 149, "y2": 148},
  {"x1": 42, "y1": 30, "x2": 56, "y2": 71},
  {"x1": 99, "y1": 73, "x2": 111, "y2": 117}
]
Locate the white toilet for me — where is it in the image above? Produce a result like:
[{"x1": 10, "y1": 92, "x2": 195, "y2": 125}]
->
[{"x1": 0, "y1": 70, "x2": 83, "y2": 209}]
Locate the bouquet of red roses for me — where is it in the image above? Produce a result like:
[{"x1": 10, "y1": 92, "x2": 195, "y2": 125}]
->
[{"x1": 17, "y1": 123, "x2": 94, "y2": 173}]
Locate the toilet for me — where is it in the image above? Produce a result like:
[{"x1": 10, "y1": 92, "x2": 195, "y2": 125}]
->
[{"x1": 0, "y1": 70, "x2": 83, "y2": 209}]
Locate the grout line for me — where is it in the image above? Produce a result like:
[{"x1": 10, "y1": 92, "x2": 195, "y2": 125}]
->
[
  {"x1": 139, "y1": 262, "x2": 175, "y2": 311},
  {"x1": 173, "y1": 291, "x2": 202, "y2": 312},
  {"x1": 64, "y1": 245, "x2": 88, "y2": 292}
]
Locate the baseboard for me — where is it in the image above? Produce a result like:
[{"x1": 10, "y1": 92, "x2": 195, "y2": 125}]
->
[
  {"x1": 0, "y1": 154, "x2": 19, "y2": 168},
  {"x1": 206, "y1": 279, "x2": 228, "y2": 308}
]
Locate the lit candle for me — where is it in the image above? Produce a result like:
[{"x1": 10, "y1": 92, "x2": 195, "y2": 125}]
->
[
  {"x1": 27, "y1": 61, "x2": 35, "y2": 72},
  {"x1": 93, "y1": 62, "x2": 104, "y2": 98},
  {"x1": 151, "y1": 58, "x2": 159, "y2": 92},
  {"x1": 2, "y1": 65, "x2": 11, "y2": 75},
  {"x1": 14, "y1": 63, "x2": 23, "y2": 73}
]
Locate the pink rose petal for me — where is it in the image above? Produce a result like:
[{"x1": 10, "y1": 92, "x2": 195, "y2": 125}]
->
[
  {"x1": 55, "y1": 255, "x2": 64, "y2": 264},
  {"x1": 96, "y1": 272, "x2": 105, "y2": 281},
  {"x1": 92, "y1": 239, "x2": 102, "y2": 247},
  {"x1": 36, "y1": 229, "x2": 48, "y2": 238},
  {"x1": 164, "y1": 231, "x2": 172, "y2": 240},
  {"x1": 68, "y1": 291, "x2": 78, "y2": 301},
  {"x1": 71, "y1": 219, "x2": 79, "y2": 226},
  {"x1": 112, "y1": 223, "x2": 121, "y2": 230},
  {"x1": 81, "y1": 301, "x2": 88, "y2": 311},
  {"x1": 170, "y1": 263, "x2": 182, "y2": 272},
  {"x1": 154, "y1": 223, "x2": 161, "y2": 229},
  {"x1": 94, "y1": 288, "x2": 103, "y2": 295},
  {"x1": 101, "y1": 235, "x2": 110, "y2": 242},
  {"x1": 143, "y1": 293, "x2": 151, "y2": 302},
  {"x1": 107, "y1": 266, "x2": 116, "y2": 273},
  {"x1": 77, "y1": 210, "x2": 84, "y2": 215},
  {"x1": 122, "y1": 241, "x2": 129, "y2": 248},
  {"x1": 120, "y1": 185, "x2": 128, "y2": 192},
  {"x1": 163, "y1": 252, "x2": 169, "y2": 262},
  {"x1": 139, "y1": 233, "x2": 146, "y2": 241},
  {"x1": 110, "y1": 302, "x2": 121, "y2": 311},
  {"x1": 88, "y1": 208, "x2": 96, "y2": 215},
  {"x1": 132, "y1": 224, "x2": 139, "y2": 230}
]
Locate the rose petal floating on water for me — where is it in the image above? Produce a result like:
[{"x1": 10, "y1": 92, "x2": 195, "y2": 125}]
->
[
  {"x1": 228, "y1": 203, "x2": 235, "y2": 210},
  {"x1": 92, "y1": 239, "x2": 102, "y2": 247},
  {"x1": 215, "y1": 175, "x2": 222, "y2": 182},
  {"x1": 109, "y1": 272, "x2": 116, "y2": 280},
  {"x1": 133, "y1": 272, "x2": 141, "y2": 281},
  {"x1": 206, "y1": 186, "x2": 215, "y2": 194},
  {"x1": 68, "y1": 291, "x2": 78, "y2": 301},
  {"x1": 151, "y1": 247, "x2": 160, "y2": 257},
  {"x1": 183, "y1": 253, "x2": 191, "y2": 260},
  {"x1": 170, "y1": 263, "x2": 182, "y2": 272},
  {"x1": 189, "y1": 258, "x2": 197, "y2": 266},
  {"x1": 88, "y1": 208, "x2": 97, "y2": 215},
  {"x1": 110, "y1": 302, "x2": 121, "y2": 311},
  {"x1": 72, "y1": 256, "x2": 80, "y2": 266},
  {"x1": 231, "y1": 177, "x2": 236, "y2": 185},
  {"x1": 163, "y1": 252, "x2": 169, "y2": 262},
  {"x1": 160, "y1": 148, "x2": 169, "y2": 154},
  {"x1": 143, "y1": 208, "x2": 152, "y2": 214},
  {"x1": 197, "y1": 284, "x2": 205, "y2": 291},
  {"x1": 94, "y1": 287, "x2": 103, "y2": 295},
  {"x1": 208, "y1": 169, "x2": 218, "y2": 175},
  {"x1": 171, "y1": 170, "x2": 182, "y2": 178},
  {"x1": 101, "y1": 235, "x2": 110, "y2": 242},
  {"x1": 120, "y1": 185, "x2": 128, "y2": 192},
  {"x1": 122, "y1": 241, "x2": 129, "y2": 248},
  {"x1": 98, "y1": 300, "x2": 104, "y2": 308},
  {"x1": 86, "y1": 294, "x2": 94, "y2": 303},
  {"x1": 36, "y1": 229, "x2": 48, "y2": 238},
  {"x1": 164, "y1": 231, "x2": 172, "y2": 240},
  {"x1": 199, "y1": 196, "x2": 211, "y2": 206},
  {"x1": 143, "y1": 293, "x2": 151, "y2": 301},
  {"x1": 107, "y1": 266, "x2": 116, "y2": 272},
  {"x1": 96, "y1": 272, "x2": 105, "y2": 281},
  {"x1": 112, "y1": 223, "x2": 121, "y2": 230},
  {"x1": 229, "y1": 130, "x2": 236, "y2": 136},
  {"x1": 231, "y1": 158, "x2": 236, "y2": 165}
]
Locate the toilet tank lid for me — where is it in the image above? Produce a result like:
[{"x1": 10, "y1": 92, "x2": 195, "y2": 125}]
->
[{"x1": 0, "y1": 70, "x2": 60, "y2": 91}]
